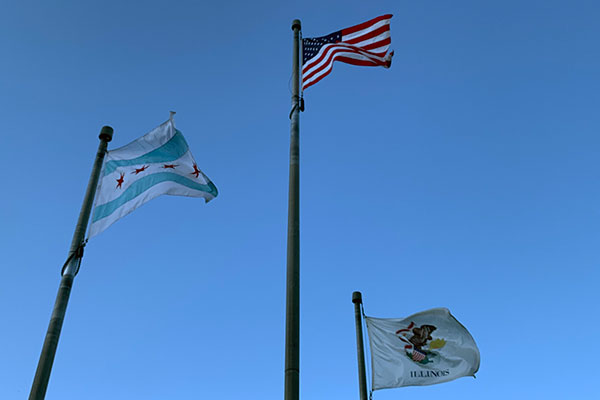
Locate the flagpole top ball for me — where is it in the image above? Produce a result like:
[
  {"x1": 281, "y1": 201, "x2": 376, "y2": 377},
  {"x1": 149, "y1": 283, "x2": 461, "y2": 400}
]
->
[
  {"x1": 99, "y1": 126, "x2": 113, "y2": 142},
  {"x1": 292, "y1": 19, "x2": 301, "y2": 31},
  {"x1": 352, "y1": 291, "x2": 363, "y2": 304}
]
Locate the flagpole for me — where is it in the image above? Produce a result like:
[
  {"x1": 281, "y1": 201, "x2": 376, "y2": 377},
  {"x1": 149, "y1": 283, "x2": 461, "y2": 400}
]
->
[
  {"x1": 285, "y1": 19, "x2": 301, "y2": 400},
  {"x1": 29, "y1": 126, "x2": 114, "y2": 400},
  {"x1": 352, "y1": 291, "x2": 369, "y2": 400}
]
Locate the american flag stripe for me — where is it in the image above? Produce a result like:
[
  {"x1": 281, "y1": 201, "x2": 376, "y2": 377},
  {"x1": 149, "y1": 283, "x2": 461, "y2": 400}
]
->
[{"x1": 302, "y1": 14, "x2": 393, "y2": 90}]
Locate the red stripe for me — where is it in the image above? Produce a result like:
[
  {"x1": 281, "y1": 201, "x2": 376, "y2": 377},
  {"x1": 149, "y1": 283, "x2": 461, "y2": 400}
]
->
[
  {"x1": 341, "y1": 14, "x2": 393, "y2": 36},
  {"x1": 344, "y1": 25, "x2": 390, "y2": 45}
]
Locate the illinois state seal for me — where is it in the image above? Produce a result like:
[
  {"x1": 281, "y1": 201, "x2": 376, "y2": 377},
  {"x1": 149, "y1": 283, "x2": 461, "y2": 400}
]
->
[{"x1": 395, "y1": 322, "x2": 446, "y2": 365}]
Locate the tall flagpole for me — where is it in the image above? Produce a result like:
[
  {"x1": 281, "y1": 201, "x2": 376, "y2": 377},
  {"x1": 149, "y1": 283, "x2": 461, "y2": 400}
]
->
[
  {"x1": 352, "y1": 291, "x2": 369, "y2": 400},
  {"x1": 285, "y1": 19, "x2": 301, "y2": 400},
  {"x1": 29, "y1": 126, "x2": 114, "y2": 400}
]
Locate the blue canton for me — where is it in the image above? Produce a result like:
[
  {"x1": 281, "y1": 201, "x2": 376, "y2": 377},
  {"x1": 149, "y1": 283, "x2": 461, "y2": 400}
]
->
[{"x1": 302, "y1": 31, "x2": 342, "y2": 64}]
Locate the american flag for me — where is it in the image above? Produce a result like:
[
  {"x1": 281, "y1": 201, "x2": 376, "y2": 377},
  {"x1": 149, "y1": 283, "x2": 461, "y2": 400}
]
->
[{"x1": 301, "y1": 14, "x2": 393, "y2": 90}]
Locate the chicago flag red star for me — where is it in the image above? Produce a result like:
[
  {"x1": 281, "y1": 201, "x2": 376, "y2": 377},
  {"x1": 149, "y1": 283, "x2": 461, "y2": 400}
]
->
[
  {"x1": 191, "y1": 164, "x2": 201, "y2": 178},
  {"x1": 116, "y1": 173, "x2": 125, "y2": 188},
  {"x1": 132, "y1": 165, "x2": 149, "y2": 175}
]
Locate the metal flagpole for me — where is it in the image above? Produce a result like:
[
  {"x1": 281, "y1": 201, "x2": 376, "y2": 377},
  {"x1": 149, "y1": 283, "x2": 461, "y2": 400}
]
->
[
  {"x1": 285, "y1": 19, "x2": 301, "y2": 400},
  {"x1": 352, "y1": 291, "x2": 369, "y2": 400},
  {"x1": 29, "y1": 126, "x2": 114, "y2": 400}
]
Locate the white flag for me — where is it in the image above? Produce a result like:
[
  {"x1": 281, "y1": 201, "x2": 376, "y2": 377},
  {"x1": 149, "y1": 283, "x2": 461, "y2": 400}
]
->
[
  {"x1": 88, "y1": 115, "x2": 217, "y2": 238},
  {"x1": 365, "y1": 308, "x2": 479, "y2": 390}
]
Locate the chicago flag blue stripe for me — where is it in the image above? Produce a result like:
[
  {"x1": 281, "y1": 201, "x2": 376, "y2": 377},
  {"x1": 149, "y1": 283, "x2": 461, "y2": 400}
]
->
[
  {"x1": 92, "y1": 172, "x2": 218, "y2": 223},
  {"x1": 103, "y1": 130, "x2": 189, "y2": 176}
]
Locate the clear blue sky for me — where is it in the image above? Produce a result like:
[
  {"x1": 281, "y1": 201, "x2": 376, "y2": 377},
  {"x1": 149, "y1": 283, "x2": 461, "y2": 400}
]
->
[{"x1": 1, "y1": 1, "x2": 599, "y2": 399}]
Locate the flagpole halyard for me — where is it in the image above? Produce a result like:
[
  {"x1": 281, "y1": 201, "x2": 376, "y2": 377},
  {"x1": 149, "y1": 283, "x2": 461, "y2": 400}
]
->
[
  {"x1": 284, "y1": 18, "x2": 301, "y2": 400},
  {"x1": 29, "y1": 126, "x2": 113, "y2": 400}
]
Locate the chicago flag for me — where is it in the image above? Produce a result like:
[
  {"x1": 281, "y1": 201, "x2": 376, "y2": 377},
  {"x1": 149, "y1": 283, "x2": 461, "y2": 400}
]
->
[{"x1": 88, "y1": 114, "x2": 217, "y2": 238}]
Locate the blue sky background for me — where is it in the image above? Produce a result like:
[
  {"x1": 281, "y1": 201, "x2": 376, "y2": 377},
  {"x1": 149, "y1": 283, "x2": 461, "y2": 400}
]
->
[{"x1": 1, "y1": 1, "x2": 599, "y2": 399}]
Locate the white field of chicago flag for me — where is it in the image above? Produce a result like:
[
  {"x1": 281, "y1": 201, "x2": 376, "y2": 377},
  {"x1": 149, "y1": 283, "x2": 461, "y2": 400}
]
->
[
  {"x1": 301, "y1": 14, "x2": 394, "y2": 90},
  {"x1": 88, "y1": 114, "x2": 218, "y2": 238},
  {"x1": 365, "y1": 308, "x2": 480, "y2": 390}
]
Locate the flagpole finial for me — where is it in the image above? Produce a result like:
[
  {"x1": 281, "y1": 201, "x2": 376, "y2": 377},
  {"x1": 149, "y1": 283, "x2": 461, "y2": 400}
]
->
[
  {"x1": 352, "y1": 291, "x2": 363, "y2": 304},
  {"x1": 99, "y1": 126, "x2": 113, "y2": 142},
  {"x1": 292, "y1": 19, "x2": 301, "y2": 31}
]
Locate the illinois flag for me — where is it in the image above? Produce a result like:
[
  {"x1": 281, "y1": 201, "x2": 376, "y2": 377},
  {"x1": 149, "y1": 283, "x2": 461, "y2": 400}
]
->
[
  {"x1": 365, "y1": 308, "x2": 480, "y2": 390},
  {"x1": 88, "y1": 114, "x2": 218, "y2": 238}
]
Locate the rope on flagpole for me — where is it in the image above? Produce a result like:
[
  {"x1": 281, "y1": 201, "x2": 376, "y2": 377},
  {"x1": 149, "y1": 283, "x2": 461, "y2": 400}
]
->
[
  {"x1": 60, "y1": 240, "x2": 87, "y2": 276},
  {"x1": 288, "y1": 96, "x2": 304, "y2": 119}
]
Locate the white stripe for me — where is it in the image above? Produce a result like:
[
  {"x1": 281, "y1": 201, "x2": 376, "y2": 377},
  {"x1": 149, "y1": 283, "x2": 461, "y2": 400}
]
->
[{"x1": 341, "y1": 18, "x2": 391, "y2": 42}]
